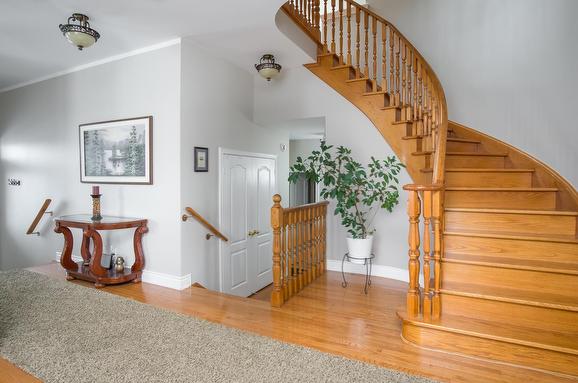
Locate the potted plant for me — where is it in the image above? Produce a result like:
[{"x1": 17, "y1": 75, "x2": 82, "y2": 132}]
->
[{"x1": 288, "y1": 141, "x2": 404, "y2": 263}]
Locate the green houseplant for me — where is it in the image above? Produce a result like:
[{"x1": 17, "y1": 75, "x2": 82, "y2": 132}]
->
[{"x1": 289, "y1": 141, "x2": 404, "y2": 261}]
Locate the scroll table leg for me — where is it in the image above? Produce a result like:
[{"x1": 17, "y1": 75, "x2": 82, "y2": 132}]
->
[
  {"x1": 132, "y1": 224, "x2": 149, "y2": 283},
  {"x1": 85, "y1": 229, "x2": 107, "y2": 287},
  {"x1": 54, "y1": 223, "x2": 75, "y2": 280}
]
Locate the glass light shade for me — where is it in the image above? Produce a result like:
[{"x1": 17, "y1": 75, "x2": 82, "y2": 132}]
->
[
  {"x1": 258, "y1": 67, "x2": 280, "y2": 81},
  {"x1": 65, "y1": 31, "x2": 96, "y2": 50}
]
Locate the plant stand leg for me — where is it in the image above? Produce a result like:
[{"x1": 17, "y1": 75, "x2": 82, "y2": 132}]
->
[{"x1": 341, "y1": 253, "x2": 348, "y2": 288}]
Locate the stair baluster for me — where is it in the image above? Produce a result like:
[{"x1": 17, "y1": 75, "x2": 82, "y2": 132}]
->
[
  {"x1": 381, "y1": 23, "x2": 388, "y2": 93},
  {"x1": 323, "y1": 0, "x2": 328, "y2": 52},
  {"x1": 338, "y1": 0, "x2": 344, "y2": 64},
  {"x1": 372, "y1": 15, "x2": 378, "y2": 92},
  {"x1": 355, "y1": 7, "x2": 361, "y2": 76},
  {"x1": 346, "y1": 3, "x2": 352, "y2": 65},
  {"x1": 331, "y1": 0, "x2": 336, "y2": 53}
]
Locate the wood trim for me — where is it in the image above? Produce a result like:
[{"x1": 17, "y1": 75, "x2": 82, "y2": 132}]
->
[
  {"x1": 26, "y1": 199, "x2": 52, "y2": 235},
  {"x1": 183, "y1": 207, "x2": 228, "y2": 242}
]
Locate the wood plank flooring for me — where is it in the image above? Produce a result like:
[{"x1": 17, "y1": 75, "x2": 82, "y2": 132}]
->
[{"x1": 1, "y1": 263, "x2": 574, "y2": 383}]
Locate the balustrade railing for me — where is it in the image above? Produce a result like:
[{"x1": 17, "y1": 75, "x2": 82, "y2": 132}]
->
[
  {"x1": 271, "y1": 194, "x2": 329, "y2": 307},
  {"x1": 283, "y1": 0, "x2": 448, "y2": 318}
]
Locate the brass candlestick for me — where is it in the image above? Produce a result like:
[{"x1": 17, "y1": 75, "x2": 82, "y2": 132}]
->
[{"x1": 91, "y1": 194, "x2": 102, "y2": 221}]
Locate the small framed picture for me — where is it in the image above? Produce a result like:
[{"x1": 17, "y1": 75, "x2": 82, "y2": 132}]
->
[{"x1": 194, "y1": 147, "x2": 209, "y2": 172}]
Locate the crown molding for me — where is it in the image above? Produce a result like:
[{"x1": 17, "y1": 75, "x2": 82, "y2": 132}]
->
[{"x1": 0, "y1": 38, "x2": 181, "y2": 94}]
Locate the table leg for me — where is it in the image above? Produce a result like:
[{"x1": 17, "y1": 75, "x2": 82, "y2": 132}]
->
[
  {"x1": 131, "y1": 224, "x2": 148, "y2": 282},
  {"x1": 85, "y1": 229, "x2": 107, "y2": 286},
  {"x1": 80, "y1": 230, "x2": 92, "y2": 266},
  {"x1": 54, "y1": 223, "x2": 76, "y2": 276},
  {"x1": 341, "y1": 253, "x2": 348, "y2": 288}
]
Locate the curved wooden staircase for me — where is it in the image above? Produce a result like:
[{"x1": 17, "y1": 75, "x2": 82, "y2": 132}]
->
[{"x1": 281, "y1": 0, "x2": 578, "y2": 378}]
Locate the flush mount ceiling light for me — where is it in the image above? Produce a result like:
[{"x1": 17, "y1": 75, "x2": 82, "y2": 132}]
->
[
  {"x1": 255, "y1": 54, "x2": 282, "y2": 81},
  {"x1": 59, "y1": 13, "x2": 100, "y2": 50}
]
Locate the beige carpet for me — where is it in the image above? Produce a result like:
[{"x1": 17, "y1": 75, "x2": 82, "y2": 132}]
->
[{"x1": 0, "y1": 270, "x2": 437, "y2": 383}]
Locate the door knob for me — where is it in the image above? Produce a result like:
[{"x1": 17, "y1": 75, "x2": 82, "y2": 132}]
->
[{"x1": 248, "y1": 229, "x2": 260, "y2": 237}]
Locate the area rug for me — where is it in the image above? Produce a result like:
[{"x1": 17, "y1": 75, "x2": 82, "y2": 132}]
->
[{"x1": 0, "y1": 270, "x2": 437, "y2": 383}]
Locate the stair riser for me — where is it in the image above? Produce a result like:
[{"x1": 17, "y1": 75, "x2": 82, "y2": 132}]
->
[
  {"x1": 318, "y1": 54, "x2": 338, "y2": 67},
  {"x1": 445, "y1": 171, "x2": 533, "y2": 187},
  {"x1": 446, "y1": 141, "x2": 479, "y2": 152},
  {"x1": 441, "y1": 294, "x2": 578, "y2": 334},
  {"x1": 346, "y1": 79, "x2": 372, "y2": 93},
  {"x1": 445, "y1": 234, "x2": 578, "y2": 263},
  {"x1": 402, "y1": 322, "x2": 578, "y2": 376},
  {"x1": 445, "y1": 155, "x2": 505, "y2": 168},
  {"x1": 442, "y1": 262, "x2": 578, "y2": 298},
  {"x1": 445, "y1": 211, "x2": 577, "y2": 235},
  {"x1": 330, "y1": 66, "x2": 357, "y2": 81},
  {"x1": 362, "y1": 93, "x2": 389, "y2": 108},
  {"x1": 445, "y1": 190, "x2": 557, "y2": 209}
]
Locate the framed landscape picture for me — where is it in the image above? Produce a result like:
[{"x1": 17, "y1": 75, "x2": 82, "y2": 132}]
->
[{"x1": 80, "y1": 116, "x2": 153, "y2": 184}]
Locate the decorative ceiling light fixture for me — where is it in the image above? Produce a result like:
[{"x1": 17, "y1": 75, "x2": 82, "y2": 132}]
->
[
  {"x1": 59, "y1": 13, "x2": 100, "y2": 50},
  {"x1": 255, "y1": 54, "x2": 282, "y2": 81}
]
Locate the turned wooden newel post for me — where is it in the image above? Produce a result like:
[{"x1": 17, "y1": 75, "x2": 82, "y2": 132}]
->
[
  {"x1": 271, "y1": 194, "x2": 284, "y2": 307},
  {"x1": 431, "y1": 189, "x2": 443, "y2": 318},
  {"x1": 422, "y1": 190, "x2": 432, "y2": 319},
  {"x1": 406, "y1": 189, "x2": 421, "y2": 317}
]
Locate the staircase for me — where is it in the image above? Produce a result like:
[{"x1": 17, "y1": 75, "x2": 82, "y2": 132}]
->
[{"x1": 282, "y1": 0, "x2": 578, "y2": 378}]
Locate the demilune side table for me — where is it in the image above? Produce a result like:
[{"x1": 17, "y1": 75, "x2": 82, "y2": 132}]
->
[
  {"x1": 54, "y1": 214, "x2": 148, "y2": 288},
  {"x1": 341, "y1": 252, "x2": 375, "y2": 294}
]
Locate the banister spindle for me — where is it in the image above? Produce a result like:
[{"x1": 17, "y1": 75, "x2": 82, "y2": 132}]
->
[
  {"x1": 406, "y1": 49, "x2": 413, "y2": 121},
  {"x1": 346, "y1": 3, "x2": 352, "y2": 65},
  {"x1": 271, "y1": 194, "x2": 283, "y2": 307},
  {"x1": 432, "y1": 190, "x2": 443, "y2": 318},
  {"x1": 338, "y1": 0, "x2": 344, "y2": 64},
  {"x1": 331, "y1": 0, "x2": 336, "y2": 53},
  {"x1": 395, "y1": 34, "x2": 401, "y2": 106},
  {"x1": 407, "y1": 189, "x2": 421, "y2": 317},
  {"x1": 323, "y1": 0, "x2": 328, "y2": 52},
  {"x1": 291, "y1": 211, "x2": 297, "y2": 296},
  {"x1": 413, "y1": 55, "x2": 418, "y2": 122},
  {"x1": 389, "y1": 27, "x2": 395, "y2": 102},
  {"x1": 363, "y1": 10, "x2": 369, "y2": 78},
  {"x1": 401, "y1": 41, "x2": 407, "y2": 111},
  {"x1": 381, "y1": 23, "x2": 387, "y2": 94},
  {"x1": 355, "y1": 7, "x2": 361, "y2": 77},
  {"x1": 372, "y1": 16, "x2": 378, "y2": 92},
  {"x1": 422, "y1": 190, "x2": 432, "y2": 318}
]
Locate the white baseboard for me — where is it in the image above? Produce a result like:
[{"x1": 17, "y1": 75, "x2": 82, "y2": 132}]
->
[
  {"x1": 326, "y1": 259, "x2": 410, "y2": 283},
  {"x1": 141, "y1": 270, "x2": 192, "y2": 291},
  {"x1": 55, "y1": 252, "x2": 192, "y2": 291}
]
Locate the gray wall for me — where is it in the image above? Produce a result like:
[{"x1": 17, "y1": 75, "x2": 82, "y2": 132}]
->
[
  {"x1": 0, "y1": 45, "x2": 182, "y2": 275},
  {"x1": 368, "y1": 0, "x2": 578, "y2": 187},
  {"x1": 180, "y1": 38, "x2": 290, "y2": 290}
]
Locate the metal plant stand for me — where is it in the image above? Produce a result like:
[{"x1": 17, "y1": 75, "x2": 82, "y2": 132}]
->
[{"x1": 341, "y1": 253, "x2": 375, "y2": 294}]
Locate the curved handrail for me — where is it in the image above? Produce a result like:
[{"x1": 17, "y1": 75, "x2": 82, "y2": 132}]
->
[{"x1": 182, "y1": 207, "x2": 228, "y2": 242}]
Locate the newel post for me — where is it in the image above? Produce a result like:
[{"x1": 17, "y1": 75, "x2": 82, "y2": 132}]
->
[
  {"x1": 271, "y1": 194, "x2": 284, "y2": 308},
  {"x1": 407, "y1": 189, "x2": 421, "y2": 317}
]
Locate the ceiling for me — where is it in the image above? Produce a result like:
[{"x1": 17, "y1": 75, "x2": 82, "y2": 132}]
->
[{"x1": 0, "y1": 0, "x2": 301, "y2": 91}]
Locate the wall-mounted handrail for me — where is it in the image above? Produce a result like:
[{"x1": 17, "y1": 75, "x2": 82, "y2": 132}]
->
[
  {"x1": 182, "y1": 207, "x2": 228, "y2": 242},
  {"x1": 26, "y1": 199, "x2": 53, "y2": 235}
]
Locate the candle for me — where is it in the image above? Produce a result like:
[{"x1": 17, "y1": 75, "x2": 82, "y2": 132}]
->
[{"x1": 92, "y1": 186, "x2": 99, "y2": 195}]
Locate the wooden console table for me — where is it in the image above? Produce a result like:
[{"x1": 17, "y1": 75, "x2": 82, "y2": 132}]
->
[{"x1": 54, "y1": 215, "x2": 148, "y2": 288}]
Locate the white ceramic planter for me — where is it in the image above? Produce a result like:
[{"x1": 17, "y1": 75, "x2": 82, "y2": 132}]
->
[{"x1": 346, "y1": 235, "x2": 374, "y2": 264}]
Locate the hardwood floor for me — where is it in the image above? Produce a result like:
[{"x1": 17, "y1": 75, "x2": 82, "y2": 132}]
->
[{"x1": 1, "y1": 262, "x2": 574, "y2": 383}]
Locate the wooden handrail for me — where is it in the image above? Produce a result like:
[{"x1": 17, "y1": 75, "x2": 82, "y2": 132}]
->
[
  {"x1": 26, "y1": 199, "x2": 52, "y2": 235},
  {"x1": 182, "y1": 207, "x2": 228, "y2": 242}
]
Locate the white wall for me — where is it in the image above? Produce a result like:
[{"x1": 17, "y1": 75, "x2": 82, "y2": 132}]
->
[
  {"x1": 368, "y1": 0, "x2": 578, "y2": 187},
  {"x1": 180, "y1": 38, "x2": 290, "y2": 290},
  {"x1": 0, "y1": 45, "x2": 183, "y2": 277},
  {"x1": 254, "y1": 66, "x2": 413, "y2": 271}
]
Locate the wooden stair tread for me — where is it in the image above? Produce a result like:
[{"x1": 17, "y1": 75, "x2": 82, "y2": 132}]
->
[
  {"x1": 362, "y1": 90, "x2": 387, "y2": 96},
  {"x1": 421, "y1": 168, "x2": 535, "y2": 173},
  {"x1": 413, "y1": 151, "x2": 508, "y2": 157},
  {"x1": 441, "y1": 281, "x2": 578, "y2": 312},
  {"x1": 345, "y1": 77, "x2": 370, "y2": 83},
  {"x1": 445, "y1": 207, "x2": 578, "y2": 216},
  {"x1": 379, "y1": 105, "x2": 401, "y2": 111},
  {"x1": 447, "y1": 137, "x2": 481, "y2": 144},
  {"x1": 446, "y1": 187, "x2": 557, "y2": 191},
  {"x1": 330, "y1": 64, "x2": 354, "y2": 71},
  {"x1": 443, "y1": 253, "x2": 578, "y2": 275},
  {"x1": 398, "y1": 311, "x2": 578, "y2": 354},
  {"x1": 445, "y1": 228, "x2": 577, "y2": 243}
]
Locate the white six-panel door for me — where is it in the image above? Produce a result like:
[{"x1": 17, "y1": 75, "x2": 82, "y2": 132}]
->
[{"x1": 220, "y1": 151, "x2": 276, "y2": 297}]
